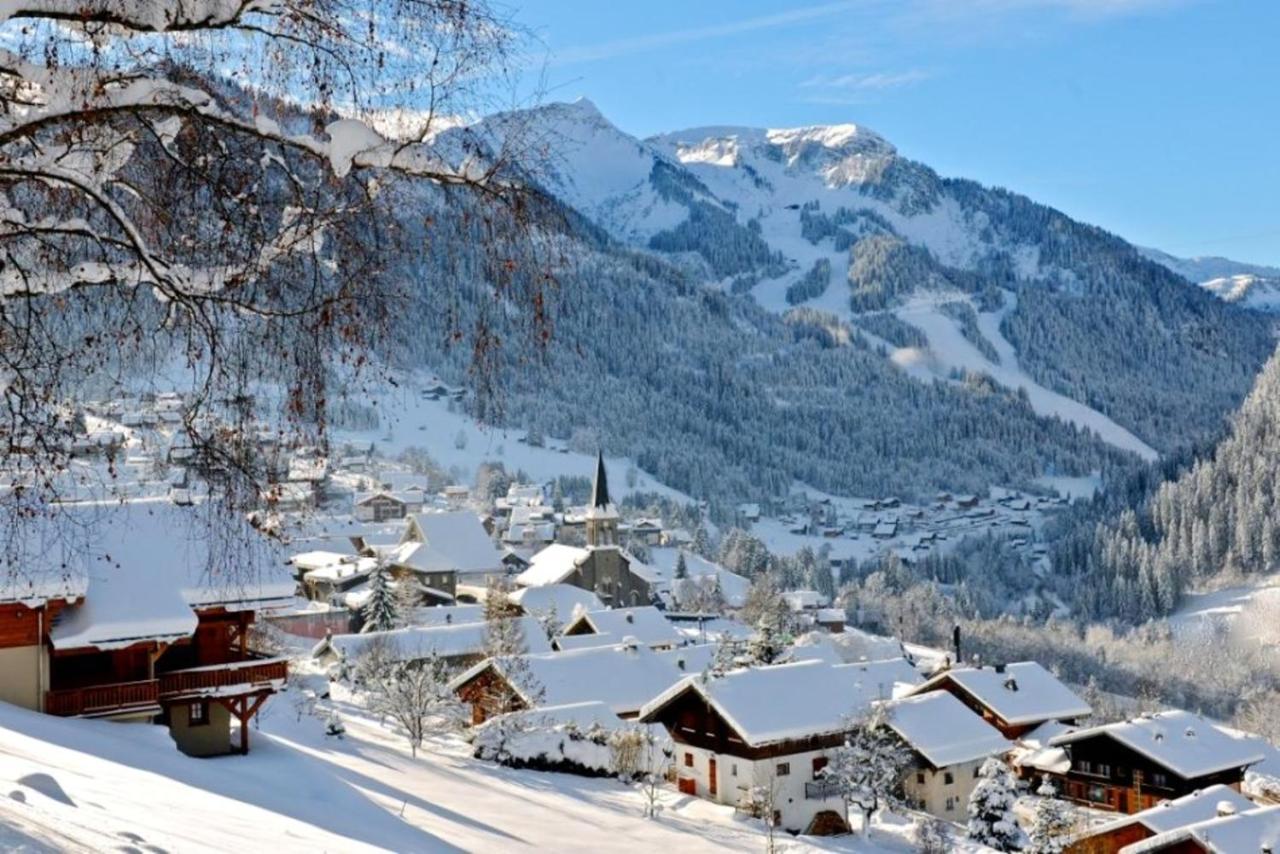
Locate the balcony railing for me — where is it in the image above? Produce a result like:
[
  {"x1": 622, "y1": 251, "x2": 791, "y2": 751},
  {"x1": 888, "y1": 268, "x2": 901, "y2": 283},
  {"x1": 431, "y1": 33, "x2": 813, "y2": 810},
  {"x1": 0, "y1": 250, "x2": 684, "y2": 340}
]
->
[
  {"x1": 45, "y1": 655, "x2": 287, "y2": 717},
  {"x1": 804, "y1": 780, "x2": 844, "y2": 800},
  {"x1": 158, "y1": 656, "x2": 287, "y2": 697},
  {"x1": 44, "y1": 679, "x2": 160, "y2": 717}
]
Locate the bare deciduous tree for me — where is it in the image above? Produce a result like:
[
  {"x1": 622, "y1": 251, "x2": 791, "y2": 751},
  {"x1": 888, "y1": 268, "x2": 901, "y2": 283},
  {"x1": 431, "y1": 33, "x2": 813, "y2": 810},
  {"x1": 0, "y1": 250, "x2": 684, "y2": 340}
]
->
[{"x1": 0, "y1": 1, "x2": 557, "y2": 576}]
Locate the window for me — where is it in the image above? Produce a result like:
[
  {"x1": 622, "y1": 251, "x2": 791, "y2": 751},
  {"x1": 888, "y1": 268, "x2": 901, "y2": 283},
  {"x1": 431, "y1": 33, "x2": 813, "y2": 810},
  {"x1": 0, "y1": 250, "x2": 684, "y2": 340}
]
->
[
  {"x1": 973, "y1": 765, "x2": 982, "y2": 779},
  {"x1": 945, "y1": 797, "x2": 956, "y2": 812},
  {"x1": 776, "y1": 762, "x2": 791, "y2": 777},
  {"x1": 1087, "y1": 784, "x2": 1108, "y2": 803},
  {"x1": 943, "y1": 771, "x2": 954, "y2": 785},
  {"x1": 684, "y1": 752, "x2": 694, "y2": 768},
  {"x1": 1150, "y1": 772, "x2": 1168, "y2": 788},
  {"x1": 731, "y1": 763, "x2": 738, "y2": 777},
  {"x1": 812, "y1": 757, "x2": 829, "y2": 778},
  {"x1": 1096, "y1": 763, "x2": 1112, "y2": 778},
  {"x1": 916, "y1": 772, "x2": 926, "y2": 785},
  {"x1": 188, "y1": 701, "x2": 208, "y2": 726}
]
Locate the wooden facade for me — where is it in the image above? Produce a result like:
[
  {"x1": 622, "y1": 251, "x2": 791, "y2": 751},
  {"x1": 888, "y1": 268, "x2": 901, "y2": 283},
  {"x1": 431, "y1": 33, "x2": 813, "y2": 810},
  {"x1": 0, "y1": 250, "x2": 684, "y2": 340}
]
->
[
  {"x1": 1044, "y1": 734, "x2": 1248, "y2": 815},
  {"x1": 646, "y1": 685, "x2": 844, "y2": 762},
  {"x1": 2, "y1": 596, "x2": 287, "y2": 756}
]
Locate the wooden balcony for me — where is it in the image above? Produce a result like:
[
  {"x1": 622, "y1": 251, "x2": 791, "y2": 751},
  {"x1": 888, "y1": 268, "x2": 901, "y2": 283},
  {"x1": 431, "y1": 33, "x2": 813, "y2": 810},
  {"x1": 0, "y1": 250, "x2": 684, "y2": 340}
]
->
[
  {"x1": 44, "y1": 679, "x2": 160, "y2": 717},
  {"x1": 158, "y1": 656, "x2": 287, "y2": 698},
  {"x1": 46, "y1": 655, "x2": 287, "y2": 717}
]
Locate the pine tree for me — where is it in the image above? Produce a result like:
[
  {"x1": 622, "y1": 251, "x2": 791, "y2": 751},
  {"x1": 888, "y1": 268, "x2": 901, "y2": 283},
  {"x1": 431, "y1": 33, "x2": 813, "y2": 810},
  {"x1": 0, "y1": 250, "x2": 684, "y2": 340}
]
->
[
  {"x1": 361, "y1": 563, "x2": 399, "y2": 633},
  {"x1": 394, "y1": 574, "x2": 422, "y2": 627},
  {"x1": 746, "y1": 610, "x2": 786, "y2": 665},
  {"x1": 1027, "y1": 780, "x2": 1073, "y2": 854},
  {"x1": 967, "y1": 757, "x2": 1022, "y2": 851},
  {"x1": 674, "y1": 550, "x2": 688, "y2": 580}
]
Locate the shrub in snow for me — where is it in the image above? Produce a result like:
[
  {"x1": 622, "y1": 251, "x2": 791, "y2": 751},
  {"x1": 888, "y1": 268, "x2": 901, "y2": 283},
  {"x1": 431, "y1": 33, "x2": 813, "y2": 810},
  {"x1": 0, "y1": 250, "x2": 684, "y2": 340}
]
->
[
  {"x1": 473, "y1": 715, "x2": 670, "y2": 781},
  {"x1": 967, "y1": 757, "x2": 1022, "y2": 852},
  {"x1": 325, "y1": 712, "x2": 346, "y2": 738},
  {"x1": 1027, "y1": 780, "x2": 1073, "y2": 854},
  {"x1": 912, "y1": 815, "x2": 952, "y2": 853}
]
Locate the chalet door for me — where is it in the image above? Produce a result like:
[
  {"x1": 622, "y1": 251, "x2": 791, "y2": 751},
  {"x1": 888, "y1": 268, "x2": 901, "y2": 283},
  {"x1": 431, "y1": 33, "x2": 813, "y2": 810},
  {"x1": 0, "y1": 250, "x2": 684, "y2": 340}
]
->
[{"x1": 709, "y1": 758, "x2": 717, "y2": 797}]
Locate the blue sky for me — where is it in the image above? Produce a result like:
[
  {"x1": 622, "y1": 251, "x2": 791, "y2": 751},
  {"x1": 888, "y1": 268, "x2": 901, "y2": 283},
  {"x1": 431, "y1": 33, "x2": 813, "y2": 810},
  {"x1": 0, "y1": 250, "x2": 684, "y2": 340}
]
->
[{"x1": 512, "y1": 0, "x2": 1280, "y2": 266}]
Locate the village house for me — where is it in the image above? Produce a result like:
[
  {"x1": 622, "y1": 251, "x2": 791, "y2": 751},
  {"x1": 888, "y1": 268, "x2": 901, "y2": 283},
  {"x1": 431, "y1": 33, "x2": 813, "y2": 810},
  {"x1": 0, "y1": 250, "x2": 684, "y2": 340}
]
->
[
  {"x1": 452, "y1": 640, "x2": 682, "y2": 725},
  {"x1": 1040, "y1": 711, "x2": 1264, "y2": 814},
  {"x1": 638, "y1": 658, "x2": 924, "y2": 835},
  {"x1": 1116, "y1": 804, "x2": 1280, "y2": 853},
  {"x1": 0, "y1": 503, "x2": 294, "y2": 757},
  {"x1": 292, "y1": 551, "x2": 378, "y2": 604},
  {"x1": 882, "y1": 691, "x2": 1011, "y2": 823},
  {"x1": 312, "y1": 614, "x2": 550, "y2": 672},
  {"x1": 381, "y1": 510, "x2": 503, "y2": 592},
  {"x1": 1066, "y1": 784, "x2": 1256, "y2": 854},
  {"x1": 560, "y1": 606, "x2": 684, "y2": 651},
  {"x1": 353, "y1": 490, "x2": 424, "y2": 523},
  {"x1": 903, "y1": 661, "x2": 1092, "y2": 739}
]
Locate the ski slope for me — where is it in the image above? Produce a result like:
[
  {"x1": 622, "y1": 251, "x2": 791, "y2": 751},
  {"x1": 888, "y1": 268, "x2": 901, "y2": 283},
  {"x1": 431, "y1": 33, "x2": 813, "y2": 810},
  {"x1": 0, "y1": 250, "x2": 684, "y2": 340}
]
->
[{"x1": 890, "y1": 293, "x2": 1158, "y2": 462}]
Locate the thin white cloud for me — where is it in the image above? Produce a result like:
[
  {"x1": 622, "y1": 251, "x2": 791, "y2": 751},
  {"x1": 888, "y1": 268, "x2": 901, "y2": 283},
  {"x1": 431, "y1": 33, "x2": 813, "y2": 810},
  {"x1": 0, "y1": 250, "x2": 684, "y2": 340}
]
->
[
  {"x1": 550, "y1": 1, "x2": 867, "y2": 65},
  {"x1": 800, "y1": 69, "x2": 932, "y2": 91}
]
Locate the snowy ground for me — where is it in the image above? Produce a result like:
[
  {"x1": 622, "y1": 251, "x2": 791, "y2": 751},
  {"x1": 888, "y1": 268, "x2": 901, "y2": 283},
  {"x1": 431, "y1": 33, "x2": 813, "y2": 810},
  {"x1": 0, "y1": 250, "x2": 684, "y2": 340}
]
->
[
  {"x1": 1168, "y1": 573, "x2": 1280, "y2": 650},
  {"x1": 0, "y1": 661, "x2": 981, "y2": 853},
  {"x1": 332, "y1": 387, "x2": 690, "y2": 504}
]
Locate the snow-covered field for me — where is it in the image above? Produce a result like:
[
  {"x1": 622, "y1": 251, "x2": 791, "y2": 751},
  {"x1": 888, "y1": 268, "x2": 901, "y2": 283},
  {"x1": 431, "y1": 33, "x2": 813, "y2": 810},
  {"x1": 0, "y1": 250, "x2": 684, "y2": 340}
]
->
[
  {"x1": 332, "y1": 387, "x2": 690, "y2": 504},
  {"x1": 0, "y1": 665, "x2": 956, "y2": 853}
]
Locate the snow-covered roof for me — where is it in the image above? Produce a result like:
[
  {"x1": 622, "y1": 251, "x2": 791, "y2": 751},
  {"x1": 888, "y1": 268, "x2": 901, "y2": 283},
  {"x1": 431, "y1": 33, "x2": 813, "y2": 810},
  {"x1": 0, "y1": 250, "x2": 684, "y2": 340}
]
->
[
  {"x1": 909, "y1": 662, "x2": 1091, "y2": 726},
  {"x1": 301, "y1": 555, "x2": 377, "y2": 583},
  {"x1": 1050, "y1": 710, "x2": 1266, "y2": 780},
  {"x1": 883, "y1": 691, "x2": 1009, "y2": 769},
  {"x1": 640, "y1": 658, "x2": 921, "y2": 748},
  {"x1": 509, "y1": 583, "x2": 604, "y2": 619},
  {"x1": 5, "y1": 502, "x2": 295, "y2": 650},
  {"x1": 291, "y1": 550, "x2": 355, "y2": 572},
  {"x1": 1121, "y1": 805, "x2": 1280, "y2": 854},
  {"x1": 565, "y1": 606, "x2": 683, "y2": 649},
  {"x1": 395, "y1": 511, "x2": 503, "y2": 576},
  {"x1": 671, "y1": 616, "x2": 755, "y2": 644},
  {"x1": 782, "y1": 590, "x2": 829, "y2": 611},
  {"x1": 553, "y1": 631, "x2": 620, "y2": 652},
  {"x1": 516, "y1": 543, "x2": 588, "y2": 587},
  {"x1": 1081, "y1": 784, "x2": 1255, "y2": 842},
  {"x1": 657, "y1": 643, "x2": 717, "y2": 675},
  {"x1": 1009, "y1": 720, "x2": 1076, "y2": 774},
  {"x1": 317, "y1": 616, "x2": 550, "y2": 663},
  {"x1": 411, "y1": 604, "x2": 485, "y2": 627},
  {"x1": 454, "y1": 642, "x2": 683, "y2": 716}
]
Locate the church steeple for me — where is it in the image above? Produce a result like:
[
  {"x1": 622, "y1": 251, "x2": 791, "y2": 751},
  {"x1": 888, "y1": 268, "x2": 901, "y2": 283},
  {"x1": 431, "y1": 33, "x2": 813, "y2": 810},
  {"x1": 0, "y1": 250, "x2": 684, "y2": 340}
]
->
[
  {"x1": 584, "y1": 450, "x2": 618, "y2": 547},
  {"x1": 590, "y1": 450, "x2": 611, "y2": 510}
]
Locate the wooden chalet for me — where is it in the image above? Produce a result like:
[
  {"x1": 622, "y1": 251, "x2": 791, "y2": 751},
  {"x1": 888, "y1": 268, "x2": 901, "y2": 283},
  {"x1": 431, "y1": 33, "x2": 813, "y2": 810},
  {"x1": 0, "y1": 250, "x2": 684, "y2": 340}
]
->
[
  {"x1": 0, "y1": 503, "x2": 295, "y2": 757},
  {"x1": 452, "y1": 640, "x2": 679, "y2": 726},
  {"x1": 638, "y1": 658, "x2": 923, "y2": 835},
  {"x1": 1064, "y1": 785, "x2": 1255, "y2": 854},
  {"x1": 1041, "y1": 711, "x2": 1264, "y2": 814},
  {"x1": 903, "y1": 661, "x2": 1092, "y2": 739}
]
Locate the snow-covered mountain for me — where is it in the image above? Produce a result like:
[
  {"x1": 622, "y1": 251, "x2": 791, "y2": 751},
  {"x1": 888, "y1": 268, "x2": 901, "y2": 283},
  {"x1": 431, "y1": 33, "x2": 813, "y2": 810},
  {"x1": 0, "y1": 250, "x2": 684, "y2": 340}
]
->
[
  {"x1": 465, "y1": 99, "x2": 1273, "y2": 481},
  {"x1": 1140, "y1": 247, "x2": 1280, "y2": 312}
]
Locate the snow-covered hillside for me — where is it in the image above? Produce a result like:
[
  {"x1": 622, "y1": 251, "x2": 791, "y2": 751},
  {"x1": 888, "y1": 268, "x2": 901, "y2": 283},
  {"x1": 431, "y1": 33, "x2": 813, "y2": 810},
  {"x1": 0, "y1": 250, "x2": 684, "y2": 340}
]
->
[{"x1": 0, "y1": 677, "x2": 948, "y2": 853}]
